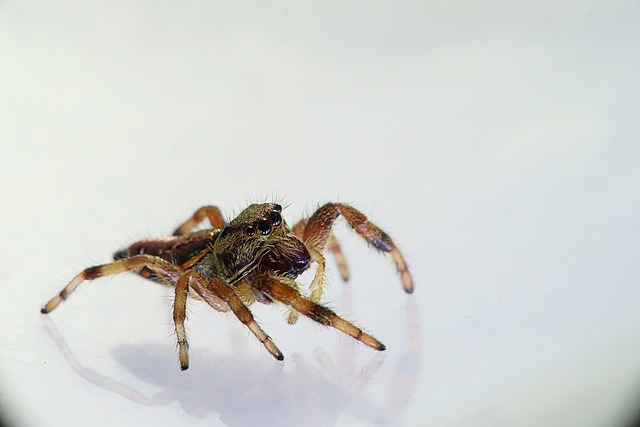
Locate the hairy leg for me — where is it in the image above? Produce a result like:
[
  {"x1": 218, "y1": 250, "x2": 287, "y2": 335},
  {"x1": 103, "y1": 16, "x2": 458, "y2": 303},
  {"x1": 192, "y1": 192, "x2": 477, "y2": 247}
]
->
[
  {"x1": 174, "y1": 272, "x2": 282, "y2": 369},
  {"x1": 173, "y1": 273, "x2": 191, "y2": 370},
  {"x1": 292, "y1": 218, "x2": 349, "y2": 304},
  {"x1": 41, "y1": 255, "x2": 182, "y2": 314},
  {"x1": 206, "y1": 275, "x2": 284, "y2": 361},
  {"x1": 254, "y1": 276, "x2": 386, "y2": 351},
  {"x1": 173, "y1": 205, "x2": 226, "y2": 235},
  {"x1": 293, "y1": 218, "x2": 349, "y2": 281},
  {"x1": 302, "y1": 203, "x2": 413, "y2": 293},
  {"x1": 326, "y1": 234, "x2": 350, "y2": 281},
  {"x1": 171, "y1": 271, "x2": 231, "y2": 370},
  {"x1": 278, "y1": 276, "x2": 301, "y2": 324}
]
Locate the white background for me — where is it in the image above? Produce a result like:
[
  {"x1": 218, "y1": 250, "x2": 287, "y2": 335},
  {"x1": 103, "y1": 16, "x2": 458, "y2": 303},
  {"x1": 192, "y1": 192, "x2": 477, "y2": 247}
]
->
[{"x1": 1, "y1": 1, "x2": 640, "y2": 426}]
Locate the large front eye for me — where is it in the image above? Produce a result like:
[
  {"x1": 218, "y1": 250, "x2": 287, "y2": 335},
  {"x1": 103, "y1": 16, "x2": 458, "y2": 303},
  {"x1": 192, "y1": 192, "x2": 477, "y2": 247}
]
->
[
  {"x1": 269, "y1": 211, "x2": 282, "y2": 226},
  {"x1": 257, "y1": 219, "x2": 272, "y2": 235}
]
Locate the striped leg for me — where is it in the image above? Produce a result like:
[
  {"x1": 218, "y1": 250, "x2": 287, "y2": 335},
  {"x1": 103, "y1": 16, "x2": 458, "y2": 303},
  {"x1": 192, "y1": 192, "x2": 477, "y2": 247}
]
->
[
  {"x1": 172, "y1": 205, "x2": 226, "y2": 235},
  {"x1": 293, "y1": 218, "x2": 349, "y2": 281},
  {"x1": 172, "y1": 271, "x2": 234, "y2": 370},
  {"x1": 173, "y1": 273, "x2": 191, "y2": 370},
  {"x1": 254, "y1": 276, "x2": 386, "y2": 351},
  {"x1": 302, "y1": 203, "x2": 414, "y2": 293},
  {"x1": 292, "y1": 218, "x2": 349, "y2": 304},
  {"x1": 40, "y1": 255, "x2": 182, "y2": 314},
  {"x1": 205, "y1": 275, "x2": 284, "y2": 362},
  {"x1": 326, "y1": 234, "x2": 350, "y2": 281}
]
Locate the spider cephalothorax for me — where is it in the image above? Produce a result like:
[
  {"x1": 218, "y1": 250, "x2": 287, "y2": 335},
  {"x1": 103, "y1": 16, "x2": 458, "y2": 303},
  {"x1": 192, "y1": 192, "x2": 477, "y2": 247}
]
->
[
  {"x1": 42, "y1": 201, "x2": 413, "y2": 370},
  {"x1": 213, "y1": 203, "x2": 311, "y2": 283}
]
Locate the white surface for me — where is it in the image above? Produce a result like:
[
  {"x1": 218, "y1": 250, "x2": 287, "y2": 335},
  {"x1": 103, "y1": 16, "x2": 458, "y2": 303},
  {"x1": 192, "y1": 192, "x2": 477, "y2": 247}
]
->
[{"x1": 1, "y1": 1, "x2": 640, "y2": 426}]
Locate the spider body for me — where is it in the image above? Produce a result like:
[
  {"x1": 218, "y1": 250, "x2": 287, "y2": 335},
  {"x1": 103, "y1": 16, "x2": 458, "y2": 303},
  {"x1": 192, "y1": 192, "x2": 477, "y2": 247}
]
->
[{"x1": 42, "y1": 202, "x2": 413, "y2": 370}]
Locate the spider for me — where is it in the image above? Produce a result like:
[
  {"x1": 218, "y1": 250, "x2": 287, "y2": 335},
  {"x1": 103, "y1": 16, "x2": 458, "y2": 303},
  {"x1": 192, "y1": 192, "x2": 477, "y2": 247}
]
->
[{"x1": 41, "y1": 202, "x2": 413, "y2": 370}]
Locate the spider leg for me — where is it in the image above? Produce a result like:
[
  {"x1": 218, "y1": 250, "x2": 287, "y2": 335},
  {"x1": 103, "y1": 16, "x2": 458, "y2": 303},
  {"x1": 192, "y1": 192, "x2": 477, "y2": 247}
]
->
[
  {"x1": 188, "y1": 274, "x2": 231, "y2": 313},
  {"x1": 40, "y1": 255, "x2": 182, "y2": 314},
  {"x1": 278, "y1": 276, "x2": 301, "y2": 324},
  {"x1": 308, "y1": 249, "x2": 327, "y2": 302},
  {"x1": 173, "y1": 205, "x2": 226, "y2": 235},
  {"x1": 254, "y1": 276, "x2": 386, "y2": 351},
  {"x1": 175, "y1": 272, "x2": 283, "y2": 369},
  {"x1": 291, "y1": 217, "x2": 307, "y2": 239},
  {"x1": 173, "y1": 273, "x2": 192, "y2": 370},
  {"x1": 326, "y1": 234, "x2": 350, "y2": 281},
  {"x1": 293, "y1": 218, "x2": 350, "y2": 280},
  {"x1": 171, "y1": 271, "x2": 232, "y2": 370},
  {"x1": 302, "y1": 203, "x2": 413, "y2": 293},
  {"x1": 206, "y1": 275, "x2": 284, "y2": 362}
]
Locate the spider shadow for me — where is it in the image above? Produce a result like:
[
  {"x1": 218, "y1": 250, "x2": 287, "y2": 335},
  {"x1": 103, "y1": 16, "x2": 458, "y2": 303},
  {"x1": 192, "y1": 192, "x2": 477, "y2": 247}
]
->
[{"x1": 42, "y1": 298, "x2": 420, "y2": 426}]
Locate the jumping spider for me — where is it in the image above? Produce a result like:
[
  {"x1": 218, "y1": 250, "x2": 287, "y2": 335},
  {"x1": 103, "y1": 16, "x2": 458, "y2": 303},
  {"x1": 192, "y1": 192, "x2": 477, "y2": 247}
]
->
[{"x1": 41, "y1": 202, "x2": 414, "y2": 370}]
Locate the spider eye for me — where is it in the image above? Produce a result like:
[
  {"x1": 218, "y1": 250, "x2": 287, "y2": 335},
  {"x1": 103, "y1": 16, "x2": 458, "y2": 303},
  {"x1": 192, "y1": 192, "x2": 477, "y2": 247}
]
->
[
  {"x1": 245, "y1": 226, "x2": 255, "y2": 236},
  {"x1": 269, "y1": 211, "x2": 282, "y2": 226},
  {"x1": 220, "y1": 227, "x2": 230, "y2": 238},
  {"x1": 274, "y1": 204, "x2": 282, "y2": 212},
  {"x1": 257, "y1": 219, "x2": 272, "y2": 235}
]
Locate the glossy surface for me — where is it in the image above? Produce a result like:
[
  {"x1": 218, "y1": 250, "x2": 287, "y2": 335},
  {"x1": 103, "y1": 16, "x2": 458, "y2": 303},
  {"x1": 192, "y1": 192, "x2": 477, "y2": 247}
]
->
[{"x1": 1, "y1": 1, "x2": 640, "y2": 426}]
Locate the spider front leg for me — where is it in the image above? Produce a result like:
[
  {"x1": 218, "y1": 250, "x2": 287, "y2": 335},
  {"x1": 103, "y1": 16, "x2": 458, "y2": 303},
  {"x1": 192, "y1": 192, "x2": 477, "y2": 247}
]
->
[
  {"x1": 182, "y1": 274, "x2": 284, "y2": 366},
  {"x1": 173, "y1": 273, "x2": 192, "y2": 370},
  {"x1": 40, "y1": 255, "x2": 183, "y2": 314},
  {"x1": 172, "y1": 272, "x2": 231, "y2": 370},
  {"x1": 211, "y1": 276, "x2": 284, "y2": 361},
  {"x1": 293, "y1": 219, "x2": 349, "y2": 281},
  {"x1": 254, "y1": 276, "x2": 385, "y2": 351},
  {"x1": 172, "y1": 205, "x2": 226, "y2": 236},
  {"x1": 302, "y1": 203, "x2": 414, "y2": 294}
]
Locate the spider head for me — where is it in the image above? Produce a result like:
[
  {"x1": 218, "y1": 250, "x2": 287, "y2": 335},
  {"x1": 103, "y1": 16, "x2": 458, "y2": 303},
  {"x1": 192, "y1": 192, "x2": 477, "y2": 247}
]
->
[{"x1": 214, "y1": 203, "x2": 310, "y2": 282}]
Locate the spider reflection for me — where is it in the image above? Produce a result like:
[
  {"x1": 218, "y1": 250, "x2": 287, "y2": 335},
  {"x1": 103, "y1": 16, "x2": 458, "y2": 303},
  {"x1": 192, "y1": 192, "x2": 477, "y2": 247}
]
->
[{"x1": 42, "y1": 298, "x2": 420, "y2": 426}]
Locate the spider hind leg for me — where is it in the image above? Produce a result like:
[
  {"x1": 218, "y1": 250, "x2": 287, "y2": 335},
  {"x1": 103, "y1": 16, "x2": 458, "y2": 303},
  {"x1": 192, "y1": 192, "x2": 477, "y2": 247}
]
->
[{"x1": 40, "y1": 255, "x2": 182, "y2": 314}]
